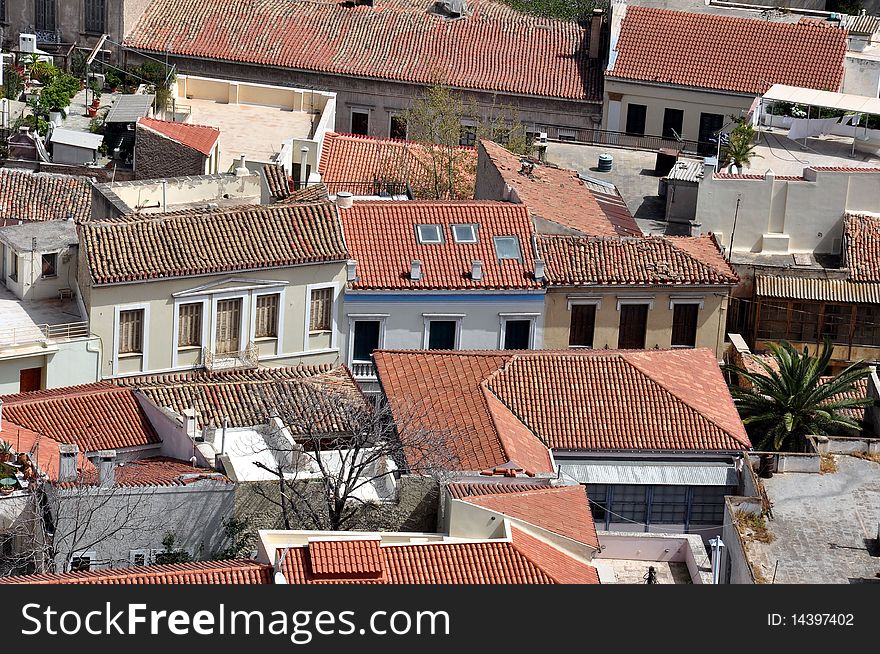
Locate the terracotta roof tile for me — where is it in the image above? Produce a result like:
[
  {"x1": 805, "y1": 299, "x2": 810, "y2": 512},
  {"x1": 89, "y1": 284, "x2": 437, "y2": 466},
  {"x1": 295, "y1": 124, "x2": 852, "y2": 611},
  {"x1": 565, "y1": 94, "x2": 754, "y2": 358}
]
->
[
  {"x1": 0, "y1": 560, "x2": 273, "y2": 584},
  {"x1": 125, "y1": 0, "x2": 601, "y2": 101},
  {"x1": 319, "y1": 132, "x2": 476, "y2": 199},
  {"x1": 263, "y1": 164, "x2": 292, "y2": 200},
  {"x1": 844, "y1": 212, "x2": 880, "y2": 283},
  {"x1": 461, "y1": 485, "x2": 599, "y2": 549},
  {"x1": 137, "y1": 117, "x2": 220, "y2": 156},
  {"x1": 539, "y1": 234, "x2": 738, "y2": 286},
  {"x1": 610, "y1": 6, "x2": 847, "y2": 94},
  {"x1": 0, "y1": 169, "x2": 92, "y2": 223},
  {"x1": 308, "y1": 539, "x2": 384, "y2": 579},
  {"x1": 0, "y1": 385, "x2": 161, "y2": 454},
  {"x1": 446, "y1": 479, "x2": 553, "y2": 498},
  {"x1": 478, "y1": 141, "x2": 640, "y2": 236},
  {"x1": 341, "y1": 201, "x2": 540, "y2": 290},
  {"x1": 278, "y1": 529, "x2": 598, "y2": 584},
  {"x1": 55, "y1": 456, "x2": 232, "y2": 489},
  {"x1": 80, "y1": 202, "x2": 348, "y2": 285}
]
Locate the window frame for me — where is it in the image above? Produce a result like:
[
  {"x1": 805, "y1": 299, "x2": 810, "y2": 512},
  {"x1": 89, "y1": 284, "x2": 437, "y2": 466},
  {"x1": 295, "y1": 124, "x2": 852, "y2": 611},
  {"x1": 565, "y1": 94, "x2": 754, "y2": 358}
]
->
[
  {"x1": 83, "y1": 0, "x2": 106, "y2": 34},
  {"x1": 493, "y1": 235, "x2": 523, "y2": 262},
  {"x1": 35, "y1": 0, "x2": 56, "y2": 32},
  {"x1": 568, "y1": 301, "x2": 599, "y2": 348},
  {"x1": 670, "y1": 300, "x2": 701, "y2": 348},
  {"x1": 350, "y1": 108, "x2": 370, "y2": 136},
  {"x1": 67, "y1": 550, "x2": 96, "y2": 572},
  {"x1": 416, "y1": 224, "x2": 443, "y2": 244},
  {"x1": 451, "y1": 224, "x2": 478, "y2": 244},
  {"x1": 498, "y1": 312, "x2": 539, "y2": 350},
  {"x1": 347, "y1": 314, "x2": 388, "y2": 365},
  {"x1": 304, "y1": 282, "x2": 339, "y2": 352},
  {"x1": 422, "y1": 313, "x2": 464, "y2": 350},
  {"x1": 8, "y1": 251, "x2": 18, "y2": 282},
  {"x1": 176, "y1": 301, "x2": 204, "y2": 349},
  {"x1": 40, "y1": 251, "x2": 58, "y2": 279},
  {"x1": 253, "y1": 292, "x2": 281, "y2": 340}
]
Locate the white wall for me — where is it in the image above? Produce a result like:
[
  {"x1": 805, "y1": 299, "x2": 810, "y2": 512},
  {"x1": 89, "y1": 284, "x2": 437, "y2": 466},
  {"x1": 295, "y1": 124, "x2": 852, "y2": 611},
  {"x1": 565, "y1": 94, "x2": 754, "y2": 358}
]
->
[{"x1": 842, "y1": 53, "x2": 880, "y2": 98}]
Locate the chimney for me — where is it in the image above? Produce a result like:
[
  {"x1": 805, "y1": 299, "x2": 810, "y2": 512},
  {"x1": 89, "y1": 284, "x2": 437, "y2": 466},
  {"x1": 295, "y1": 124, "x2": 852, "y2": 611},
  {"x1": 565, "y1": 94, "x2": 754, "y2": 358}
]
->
[
  {"x1": 58, "y1": 444, "x2": 79, "y2": 483},
  {"x1": 234, "y1": 153, "x2": 249, "y2": 177},
  {"x1": 95, "y1": 450, "x2": 116, "y2": 487},
  {"x1": 336, "y1": 191, "x2": 353, "y2": 210},
  {"x1": 183, "y1": 408, "x2": 198, "y2": 439},
  {"x1": 534, "y1": 258, "x2": 545, "y2": 281},
  {"x1": 589, "y1": 8, "x2": 603, "y2": 59},
  {"x1": 690, "y1": 221, "x2": 702, "y2": 237},
  {"x1": 346, "y1": 259, "x2": 358, "y2": 282},
  {"x1": 410, "y1": 260, "x2": 422, "y2": 281},
  {"x1": 299, "y1": 147, "x2": 310, "y2": 189},
  {"x1": 471, "y1": 260, "x2": 483, "y2": 281}
]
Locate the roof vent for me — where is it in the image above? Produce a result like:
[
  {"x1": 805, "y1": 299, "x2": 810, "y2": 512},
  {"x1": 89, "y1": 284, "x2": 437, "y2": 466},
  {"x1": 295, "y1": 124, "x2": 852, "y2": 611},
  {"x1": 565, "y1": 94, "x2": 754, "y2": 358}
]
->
[
  {"x1": 431, "y1": 0, "x2": 467, "y2": 18},
  {"x1": 347, "y1": 259, "x2": 358, "y2": 282},
  {"x1": 336, "y1": 191, "x2": 353, "y2": 210},
  {"x1": 234, "y1": 153, "x2": 249, "y2": 177},
  {"x1": 471, "y1": 260, "x2": 483, "y2": 281},
  {"x1": 410, "y1": 260, "x2": 422, "y2": 281},
  {"x1": 534, "y1": 258, "x2": 545, "y2": 281},
  {"x1": 519, "y1": 159, "x2": 535, "y2": 176}
]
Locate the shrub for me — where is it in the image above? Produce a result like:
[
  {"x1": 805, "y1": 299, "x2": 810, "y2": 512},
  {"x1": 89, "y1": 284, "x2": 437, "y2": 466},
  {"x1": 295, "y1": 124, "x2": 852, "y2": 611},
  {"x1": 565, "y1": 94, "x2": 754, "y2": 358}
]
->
[{"x1": 3, "y1": 65, "x2": 24, "y2": 101}]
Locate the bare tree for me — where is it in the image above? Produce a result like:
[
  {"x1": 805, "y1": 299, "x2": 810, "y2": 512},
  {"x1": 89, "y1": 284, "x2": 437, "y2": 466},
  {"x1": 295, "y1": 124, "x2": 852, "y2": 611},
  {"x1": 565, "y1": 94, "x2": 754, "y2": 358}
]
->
[{"x1": 244, "y1": 383, "x2": 458, "y2": 532}]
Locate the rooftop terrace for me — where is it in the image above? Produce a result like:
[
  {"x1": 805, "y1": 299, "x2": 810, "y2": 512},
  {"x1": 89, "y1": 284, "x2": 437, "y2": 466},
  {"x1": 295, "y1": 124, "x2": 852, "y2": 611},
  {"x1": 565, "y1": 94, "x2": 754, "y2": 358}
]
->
[{"x1": 0, "y1": 286, "x2": 86, "y2": 351}]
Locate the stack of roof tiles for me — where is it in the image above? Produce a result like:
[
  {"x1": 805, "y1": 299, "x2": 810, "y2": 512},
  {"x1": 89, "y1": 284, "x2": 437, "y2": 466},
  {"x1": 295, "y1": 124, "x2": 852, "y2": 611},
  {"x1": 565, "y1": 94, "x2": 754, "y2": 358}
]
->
[
  {"x1": 538, "y1": 234, "x2": 738, "y2": 286},
  {"x1": 0, "y1": 560, "x2": 274, "y2": 584},
  {"x1": 318, "y1": 132, "x2": 477, "y2": 199},
  {"x1": 609, "y1": 6, "x2": 847, "y2": 94},
  {"x1": 137, "y1": 117, "x2": 220, "y2": 156},
  {"x1": 125, "y1": 0, "x2": 601, "y2": 101},
  {"x1": 340, "y1": 201, "x2": 540, "y2": 290},
  {"x1": 844, "y1": 212, "x2": 880, "y2": 283},
  {"x1": 79, "y1": 203, "x2": 348, "y2": 284},
  {"x1": 0, "y1": 169, "x2": 92, "y2": 225}
]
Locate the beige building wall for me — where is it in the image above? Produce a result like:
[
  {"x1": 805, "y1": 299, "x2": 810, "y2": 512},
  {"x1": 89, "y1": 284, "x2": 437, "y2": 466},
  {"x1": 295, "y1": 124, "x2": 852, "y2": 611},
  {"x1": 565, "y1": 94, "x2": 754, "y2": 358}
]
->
[
  {"x1": 83, "y1": 263, "x2": 347, "y2": 378},
  {"x1": 603, "y1": 79, "x2": 754, "y2": 143},
  {"x1": 544, "y1": 287, "x2": 730, "y2": 358}
]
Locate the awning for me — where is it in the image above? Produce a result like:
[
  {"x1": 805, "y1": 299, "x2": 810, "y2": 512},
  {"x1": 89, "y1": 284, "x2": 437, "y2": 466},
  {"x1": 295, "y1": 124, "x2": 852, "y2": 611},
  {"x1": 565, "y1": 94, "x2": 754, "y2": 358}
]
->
[
  {"x1": 762, "y1": 85, "x2": 880, "y2": 117},
  {"x1": 558, "y1": 462, "x2": 739, "y2": 486},
  {"x1": 756, "y1": 275, "x2": 880, "y2": 304}
]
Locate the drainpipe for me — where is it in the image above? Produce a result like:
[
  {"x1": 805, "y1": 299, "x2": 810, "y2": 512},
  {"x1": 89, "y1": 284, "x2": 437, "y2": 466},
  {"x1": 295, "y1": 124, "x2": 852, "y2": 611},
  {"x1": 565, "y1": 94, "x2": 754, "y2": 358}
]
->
[
  {"x1": 220, "y1": 416, "x2": 229, "y2": 456},
  {"x1": 709, "y1": 536, "x2": 725, "y2": 584}
]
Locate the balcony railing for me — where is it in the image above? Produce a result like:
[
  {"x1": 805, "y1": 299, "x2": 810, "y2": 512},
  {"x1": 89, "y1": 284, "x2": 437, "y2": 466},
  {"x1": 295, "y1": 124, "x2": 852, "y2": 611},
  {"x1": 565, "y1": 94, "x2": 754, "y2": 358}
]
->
[
  {"x1": 0, "y1": 321, "x2": 90, "y2": 349},
  {"x1": 536, "y1": 125, "x2": 715, "y2": 156},
  {"x1": 350, "y1": 360, "x2": 377, "y2": 381},
  {"x1": 203, "y1": 342, "x2": 259, "y2": 371}
]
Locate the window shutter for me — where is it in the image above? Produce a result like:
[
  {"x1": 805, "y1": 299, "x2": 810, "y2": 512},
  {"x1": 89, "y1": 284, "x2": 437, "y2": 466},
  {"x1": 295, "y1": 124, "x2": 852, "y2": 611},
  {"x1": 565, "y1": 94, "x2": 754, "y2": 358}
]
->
[
  {"x1": 310, "y1": 288, "x2": 333, "y2": 331},
  {"x1": 255, "y1": 294, "x2": 279, "y2": 338}
]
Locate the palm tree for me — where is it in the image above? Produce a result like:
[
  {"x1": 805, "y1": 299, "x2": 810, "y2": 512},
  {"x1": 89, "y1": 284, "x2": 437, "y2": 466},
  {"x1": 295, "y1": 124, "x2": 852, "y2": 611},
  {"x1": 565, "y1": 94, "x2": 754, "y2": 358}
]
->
[
  {"x1": 724, "y1": 339, "x2": 871, "y2": 452},
  {"x1": 722, "y1": 121, "x2": 762, "y2": 172}
]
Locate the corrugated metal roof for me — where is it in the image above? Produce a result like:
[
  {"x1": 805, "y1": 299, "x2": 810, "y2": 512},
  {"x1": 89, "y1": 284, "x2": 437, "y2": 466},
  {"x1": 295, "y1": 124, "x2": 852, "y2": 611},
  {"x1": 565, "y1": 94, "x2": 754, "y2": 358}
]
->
[
  {"x1": 665, "y1": 160, "x2": 703, "y2": 183},
  {"x1": 105, "y1": 94, "x2": 155, "y2": 123},
  {"x1": 558, "y1": 462, "x2": 738, "y2": 486},
  {"x1": 49, "y1": 128, "x2": 104, "y2": 150},
  {"x1": 756, "y1": 275, "x2": 880, "y2": 304},
  {"x1": 841, "y1": 14, "x2": 880, "y2": 36}
]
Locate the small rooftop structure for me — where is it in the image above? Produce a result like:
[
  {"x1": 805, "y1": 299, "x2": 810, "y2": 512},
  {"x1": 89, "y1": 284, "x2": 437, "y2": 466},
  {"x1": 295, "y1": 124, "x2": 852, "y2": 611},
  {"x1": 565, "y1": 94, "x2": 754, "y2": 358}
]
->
[
  {"x1": 48, "y1": 128, "x2": 104, "y2": 165},
  {"x1": 0, "y1": 219, "x2": 77, "y2": 254},
  {"x1": 104, "y1": 94, "x2": 155, "y2": 124}
]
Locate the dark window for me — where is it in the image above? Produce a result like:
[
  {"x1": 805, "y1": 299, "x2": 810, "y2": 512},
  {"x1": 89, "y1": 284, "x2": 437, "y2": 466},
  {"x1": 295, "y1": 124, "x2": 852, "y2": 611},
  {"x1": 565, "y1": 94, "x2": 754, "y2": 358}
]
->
[
  {"x1": 41, "y1": 252, "x2": 57, "y2": 278},
  {"x1": 390, "y1": 114, "x2": 407, "y2": 140},
  {"x1": 625, "y1": 104, "x2": 647, "y2": 136},
  {"x1": 427, "y1": 320, "x2": 457, "y2": 350},
  {"x1": 671, "y1": 303, "x2": 699, "y2": 347},
  {"x1": 35, "y1": 0, "x2": 56, "y2": 31},
  {"x1": 586, "y1": 484, "x2": 609, "y2": 524},
  {"x1": 352, "y1": 320, "x2": 380, "y2": 361},
  {"x1": 503, "y1": 319, "x2": 531, "y2": 350},
  {"x1": 610, "y1": 484, "x2": 647, "y2": 523},
  {"x1": 662, "y1": 108, "x2": 684, "y2": 139},
  {"x1": 351, "y1": 110, "x2": 369, "y2": 136},
  {"x1": 821, "y1": 304, "x2": 850, "y2": 344},
  {"x1": 0, "y1": 0, "x2": 5, "y2": 22},
  {"x1": 853, "y1": 305, "x2": 880, "y2": 346},
  {"x1": 69, "y1": 556, "x2": 91, "y2": 572},
  {"x1": 8, "y1": 253, "x2": 18, "y2": 282},
  {"x1": 569, "y1": 304, "x2": 596, "y2": 347},
  {"x1": 459, "y1": 123, "x2": 476, "y2": 147},
  {"x1": 19, "y1": 367, "x2": 41, "y2": 393},
  {"x1": 689, "y1": 486, "x2": 730, "y2": 525},
  {"x1": 789, "y1": 301, "x2": 820, "y2": 342},
  {"x1": 650, "y1": 485, "x2": 688, "y2": 524},
  {"x1": 756, "y1": 302, "x2": 789, "y2": 340},
  {"x1": 698, "y1": 113, "x2": 725, "y2": 145},
  {"x1": 618, "y1": 304, "x2": 648, "y2": 349},
  {"x1": 84, "y1": 0, "x2": 105, "y2": 33}
]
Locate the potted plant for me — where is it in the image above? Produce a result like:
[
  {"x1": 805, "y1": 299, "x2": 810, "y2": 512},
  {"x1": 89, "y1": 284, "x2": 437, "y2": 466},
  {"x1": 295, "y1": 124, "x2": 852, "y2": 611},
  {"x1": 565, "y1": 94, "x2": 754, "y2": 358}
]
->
[
  {"x1": 0, "y1": 477, "x2": 17, "y2": 494},
  {"x1": 105, "y1": 70, "x2": 121, "y2": 93},
  {"x1": 0, "y1": 440, "x2": 12, "y2": 463}
]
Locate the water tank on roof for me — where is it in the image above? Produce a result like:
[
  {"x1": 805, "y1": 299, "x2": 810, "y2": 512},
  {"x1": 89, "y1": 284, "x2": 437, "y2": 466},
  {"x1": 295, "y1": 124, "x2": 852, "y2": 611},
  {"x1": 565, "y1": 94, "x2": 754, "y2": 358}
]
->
[{"x1": 598, "y1": 153, "x2": 613, "y2": 172}]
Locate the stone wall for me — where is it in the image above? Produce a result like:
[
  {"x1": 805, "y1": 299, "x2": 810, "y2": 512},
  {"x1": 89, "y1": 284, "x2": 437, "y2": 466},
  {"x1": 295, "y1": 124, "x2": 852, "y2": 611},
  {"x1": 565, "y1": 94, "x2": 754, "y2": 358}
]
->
[{"x1": 134, "y1": 124, "x2": 206, "y2": 180}]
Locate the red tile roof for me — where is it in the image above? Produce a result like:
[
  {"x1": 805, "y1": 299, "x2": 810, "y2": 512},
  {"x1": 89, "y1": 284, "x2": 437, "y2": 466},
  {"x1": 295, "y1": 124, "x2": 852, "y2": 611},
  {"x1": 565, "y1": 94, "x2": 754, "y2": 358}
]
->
[
  {"x1": 56, "y1": 456, "x2": 232, "y2": 489},
  {"x1": 477, "y1": 141, "x2": 641, "y2": 237},
  {"x1": 609, "y1": 6, "x2": 847, "y2": 94},
  {"x1": 446, "y1": 479, "x2": 553, "y2": 498},
  {"x1": 0, "y1": 385, "x2": 161, "y2": 455},
  {"x1": 80, "y1": 202, "x2": 348, "y2": 285},
  {"x1": 319, "y1": 132, "x2": 477, "y2": 200},
  {"x1": 340, "y1": 201, "x2": 540, "y2": 291},
  {"x1": 125, "y1": 0, "x2": 601, "y2": 101},
  {"x1": 308, "y1": 539, "x2": 384, "y2": 580},
  {"x1": 460, "y1": 485, "x2": 600, "y2": 549},
  {"x1": 844, "y1": 212, "x2": 880, "y2": 283},
  {"x1": 375, "y1": 349, "x2": 750, "y2": 467},
  {"x1": 0, "y1": 560, "x2": 273, "y2": 584},
  {"x1": 0, "y1": 169, "x2": 92, "y2": 223},
  {"x1": 277, "y1": 528, "x2": 599, "y2": 584},
  {"x1": 538, "y1": 234, "x2": 738, "y2": 286},
  {"x1": 137, "y1": 117, "x2": 219, "y2": 156}
]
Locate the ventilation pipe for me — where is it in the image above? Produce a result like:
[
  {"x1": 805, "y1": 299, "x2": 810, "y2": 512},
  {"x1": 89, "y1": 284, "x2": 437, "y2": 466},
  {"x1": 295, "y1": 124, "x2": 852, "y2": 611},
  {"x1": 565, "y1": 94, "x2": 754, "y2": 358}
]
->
[
  {"x1": 709, "y1": 536, "x2": 726, "y2": 584},
  {"x1": 534, "y1": 258, "x2": 545, "y2": 281},
  {"x1": 234, "y1": 153, "x2": 249, "y2": 177},
  {"x1": 471, "y1": 260, "x2": 483, "y2": 281},
  {"x1": 299, "y1": 146, "x2": 310, "y2": 189},
  {"x1": 58, "y1": 444, "x2": 79, "y2": 483},
  {"x1": 346, "y1": 259, "x2": 358, "y2": 282},
  {"x1": 410, "y1": 260, "x2": 422, "y2": 281},
  {"x1": 336, "y1": 191, "x2": 353, "y2": 210},
  {"x1": 95, "y1": 450, "x2": 116, "y2": 487},
  {"x1": 183, "y1": 408, "x2": 198, "y2": 440}
]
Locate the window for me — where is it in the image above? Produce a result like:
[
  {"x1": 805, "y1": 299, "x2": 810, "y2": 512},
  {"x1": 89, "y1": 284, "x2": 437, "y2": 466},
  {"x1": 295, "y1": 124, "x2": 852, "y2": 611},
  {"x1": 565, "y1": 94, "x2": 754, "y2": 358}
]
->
[
  {"x1": 452, "y1": 224, "x2": 478, "y2": 244},
  {"x1": 255, "y1": 294, "x2": 279, "y2": 339},
  {"x1": 662, "y1": 108, "x2": 684, "y2": 139},
  {"x1": 427, "y1": 320, "x2": 457, "y2": 350},
  {"x1": 650, "y1": 485, "x2": 688, "y2": 524},
  {"x1": 310, "y1": 287, "x2": 333, "y2": 331},
  {"x1": 459, "y1": 122, "x2": 476, "y2": 147},
  {"x1": 84, "y1": 0, "x2": 105, "y2": 33},
  {"x1": 757, "y1": 301, "x2": 789, "y2": 340},
  {"x1": 503, "y1": 319, "x2": 531, "y2": 350},
  {"x1": 689, "y1": 486, "x2": 730, "y2": 525},
  {"x1": 416, "y1": 224, "x2": 443, "y2": 244},
  {"x1": 118, "y1": 309, "x2": 144, "y2": 355},
  {"x1": 8, "y1": 252, "x2": 18, "y2": 282},
  {"x1": 493, "y1": 236, "x2": 522, "y2": 261},
  {"x1": 853, "y1": 305, "x2": 880, "y2": 346},
  {"x1": 671, "y1": 303, "x2": 699, "y2": 347},
  {"x1": 351, "y1": 109, "x2": 369, "y2": 136},
  {"x1": 698, "y1": 113, "x2": 725, "y2": 146},
  {"x1": 129, "y1": 550, "x2": 150, "y2": 566},
  {"x1": 390, "y1": 114, "x2": 407, "y2": 140},
  {"x1": 820, "y1": 304, "x2": 850, "y2": 344},
  {"x1": 557, "y1": 128, "x2": 577, "y2": 142},
  {"x1": 618, "y1": 304, "x2": 648, "y2": 349},
  {"x1": 215, "y1": 298, "x2": 242, "y2": 354},
  {"x1": 609, "y1": 484, "x2": 647, "y2": 523},
  {"x1": 35, "y1": 0, "x2": 56, "y2": 31},
  {"x1": 177, "y1": 302, "x2": 203, "y2": 348},
  {"x1": 625, "y1": 104, "x2": 647, "y2": 136},
  {"x1": 41, "y1": 252, "x2": 57, "y2": 278},
  {"x1": 352, "y1": 320, "x2": 381, "y2": 361},
  {"x1": 569, "y1": 304, "x2": 596, "y2": 348},
  {"x1": 788, "y1": 301, "x2": 820, "y2": 342},
  {"x1": 586, "y1": 484, "x2": 609, "y2": 524},
  {"x1": 68, "y1": 551, "x2": 95, "y2": 572},
  {"x1": 0, "y1": 1, "x2": 5, "y2": 24}
]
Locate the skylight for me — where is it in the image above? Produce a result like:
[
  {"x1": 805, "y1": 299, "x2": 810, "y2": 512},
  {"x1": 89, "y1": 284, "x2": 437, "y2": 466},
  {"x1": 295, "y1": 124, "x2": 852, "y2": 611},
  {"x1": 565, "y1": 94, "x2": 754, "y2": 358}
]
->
[
  {"x1": 452, "y1": 224, "x2": 478, "y2": 244},
  {"x1": 416, "y1": 224, "x2": 443, "y2": 244},
  {"x1": 493, "y1": 236, "x2": 522, "y2": 261}
]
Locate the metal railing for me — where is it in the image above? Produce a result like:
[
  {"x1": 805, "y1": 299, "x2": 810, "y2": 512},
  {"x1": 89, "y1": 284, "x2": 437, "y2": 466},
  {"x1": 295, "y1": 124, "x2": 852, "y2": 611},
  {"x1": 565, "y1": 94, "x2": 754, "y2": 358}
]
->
[
  {"x1": 321, "y1": 180, "x2": 411, "y2": 197},
  {"x1": 350, "y1": 360, "x2": 377, "y2": 381},
  {"x1": 0, "y1": 321, "x2": 90, "y2": 348},
  {"x1": 203, "y1": 342, "x2": 259, "y2": 371},
  {"x1": 537, "y1": 125, "x2": 715, "y2": 156}
]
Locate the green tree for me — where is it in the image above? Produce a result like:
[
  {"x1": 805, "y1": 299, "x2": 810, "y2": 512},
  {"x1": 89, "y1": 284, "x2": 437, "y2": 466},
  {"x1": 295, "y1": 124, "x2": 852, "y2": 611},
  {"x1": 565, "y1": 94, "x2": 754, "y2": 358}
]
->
[
  {"x1": 153, "y1": 532, "x2": 193, "y2": 565},
  {"x1": 724, "y1": 339, "x2": 871, "y2": 452},
  {"x1": 722, "y1": 120, "x2": 761, "y2": 171},
  {"x1": 212, "y1": 517, "x2": 256, "y2": 560}
]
